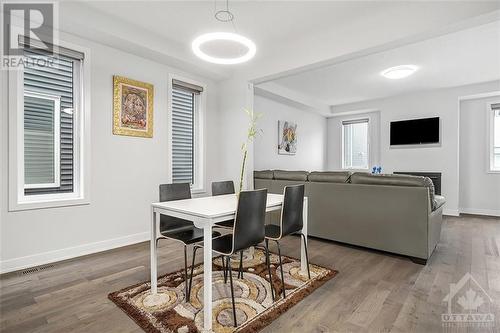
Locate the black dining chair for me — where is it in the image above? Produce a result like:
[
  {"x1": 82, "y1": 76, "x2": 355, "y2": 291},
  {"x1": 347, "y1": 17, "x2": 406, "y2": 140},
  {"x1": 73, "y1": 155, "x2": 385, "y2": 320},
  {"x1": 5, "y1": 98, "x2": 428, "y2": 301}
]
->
[
  {"x1": 157, "y1": 183, "x2": 221, "y2": 300},
  {"x1": 212, "y1": 180, "x2": 235, "y2": 197},
  {"x1": 212, "y1": 180, "x2": 236, "y2": 229},
  {"x1": 264, "y1": 184, "x2": 310, "y2": 299},
  {"x1": 188, "y1": 189, "x2": 273, "y2": 327},
  {"x1": 212, "y1": 180, "x2": 246, "y2": 276}
]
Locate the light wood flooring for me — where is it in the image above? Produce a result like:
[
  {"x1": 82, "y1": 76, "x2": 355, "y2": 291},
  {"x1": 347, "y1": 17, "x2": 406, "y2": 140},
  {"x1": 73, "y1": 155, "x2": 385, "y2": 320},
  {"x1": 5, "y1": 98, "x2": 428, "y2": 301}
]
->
[{"x1": 1, "y1": 215, "x2": 500, "y2": 333}]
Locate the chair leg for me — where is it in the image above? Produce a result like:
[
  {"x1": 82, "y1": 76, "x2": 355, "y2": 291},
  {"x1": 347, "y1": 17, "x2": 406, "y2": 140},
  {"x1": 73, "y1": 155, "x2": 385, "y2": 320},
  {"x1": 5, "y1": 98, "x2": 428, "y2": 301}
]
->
[
  {"x1": 183, "y1": 245, "x2": 188, "y2": 299},
  {"x1": 221, "y1": 255, "x2": 226, "y2": 282},
  {"x1": 224, "y1": 256, "x2": 229, "y2": 284},
  {"x1": 228, "y1": 256, "x2": 237, "y2": 327},
  {"x1": 238, "y1": 251, "x2": 243, "y2": 279},
  {"x1": 275, "y1": 240, "x2": 286, "y2": 299},
  {"x1": 264, "y1": 239, "x2": 274, "y2": 302},
  {"x1": 187, "y1": 246, "x2": 199, "y2": 302},
  {"x1": 300, "y1": 233, "x2": 311, "y2": 279}
]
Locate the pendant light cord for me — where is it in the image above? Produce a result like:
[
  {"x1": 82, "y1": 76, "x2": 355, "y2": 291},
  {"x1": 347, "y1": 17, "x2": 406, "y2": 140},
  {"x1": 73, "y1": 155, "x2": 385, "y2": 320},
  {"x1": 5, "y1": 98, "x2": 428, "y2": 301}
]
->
[{"x1": 214, "y1": 0, "x2": 238, "y2": 33}]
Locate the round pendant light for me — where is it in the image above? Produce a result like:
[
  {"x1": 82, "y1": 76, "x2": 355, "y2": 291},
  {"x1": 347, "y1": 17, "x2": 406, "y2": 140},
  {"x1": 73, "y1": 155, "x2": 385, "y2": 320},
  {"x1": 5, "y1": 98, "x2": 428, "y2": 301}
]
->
[
  {"x1": 192, "y1": 32, "x2": 256, "y2": 65},
  {"x1": 192, "y1": 0, "x2": 256, "y2": 65}
]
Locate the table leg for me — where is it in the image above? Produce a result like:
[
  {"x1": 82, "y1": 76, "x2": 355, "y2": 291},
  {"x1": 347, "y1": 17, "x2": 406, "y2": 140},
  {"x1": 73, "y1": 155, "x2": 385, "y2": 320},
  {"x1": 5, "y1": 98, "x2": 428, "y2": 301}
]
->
[
  {"x1": 150, "y1": 207, "x2": 158, "y2": 294},
  {"x1": 203, "y1": 224, "x2": 213, "y2": 332},
  {"x1": 301, "y1": 198, "x2": 308, "y2": 272}
]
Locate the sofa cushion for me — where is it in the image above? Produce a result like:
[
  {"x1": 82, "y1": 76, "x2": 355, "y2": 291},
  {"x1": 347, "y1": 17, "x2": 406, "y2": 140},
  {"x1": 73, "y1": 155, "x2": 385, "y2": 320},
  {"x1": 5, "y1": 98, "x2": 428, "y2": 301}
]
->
[
  {"x1": 350, "y1": 172, "x2": 437, "y2": 210},
  {"x1": 273, "y1": 170, "x2": 308, "y2": 181},
  {"x1": 308, "y1": 171, "x2": 351, "y2": 183},
  {"x1": 351, "y1": 172, "x2": 424, "y2": 186},
  {"x1": 254, "y1": 170, "x2": 274, "y2": 179}
]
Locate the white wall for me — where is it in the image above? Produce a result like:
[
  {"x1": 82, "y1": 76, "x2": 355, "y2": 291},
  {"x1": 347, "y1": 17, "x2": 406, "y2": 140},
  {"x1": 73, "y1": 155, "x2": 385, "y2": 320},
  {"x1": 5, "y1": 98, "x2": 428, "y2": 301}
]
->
[
  {"x1": 328, "y1": 81, "x2": 500, "y2": 216},
  {"x1": 253, "y1": 95, "x2": 327, "y2": 171},
  {"x1": 215, "y1": 78, "x2": 254, "y2": 191},
  {"x1": 459, "y1": 95, "x2": 500, "y2": 216},
  {"x1": 327, "y1": 111, "x2": 381, "y2": 171},
  {"x1": 0, "y1": 32, "x2": 220, "y2": 272}
]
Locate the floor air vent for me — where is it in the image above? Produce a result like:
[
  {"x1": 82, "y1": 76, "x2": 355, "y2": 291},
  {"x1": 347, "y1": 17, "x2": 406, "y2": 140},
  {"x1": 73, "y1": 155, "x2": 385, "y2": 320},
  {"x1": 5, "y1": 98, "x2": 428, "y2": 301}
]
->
[{"x1": 21, "y1": 264, "x2": 56, "y2": 275}]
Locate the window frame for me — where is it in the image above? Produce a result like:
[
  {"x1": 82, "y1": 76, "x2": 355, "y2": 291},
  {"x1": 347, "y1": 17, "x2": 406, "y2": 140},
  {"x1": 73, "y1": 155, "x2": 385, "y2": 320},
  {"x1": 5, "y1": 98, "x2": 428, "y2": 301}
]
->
[
  {"x1": 487, "y1": 101, "x2": 500, "y2": 173},
  {"x1": 8, "y1": 38, "x2": 91, "y2": 211},
  {"x1": 341, "y1": 117, "x2": 370, "y2": 170},
  {"x1": 168, "y1": 74, "x2": 206, "y2": 194},
  {"x1": 23, "y1": 90, "x2": 61, "y2": 189}
]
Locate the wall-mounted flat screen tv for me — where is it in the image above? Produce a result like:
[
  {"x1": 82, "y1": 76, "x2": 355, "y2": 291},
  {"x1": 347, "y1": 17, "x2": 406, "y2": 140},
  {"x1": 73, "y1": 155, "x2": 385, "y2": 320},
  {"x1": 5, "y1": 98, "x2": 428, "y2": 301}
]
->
[{"x1": 390, "y1": 117, "x2": 440, "y2": 146}]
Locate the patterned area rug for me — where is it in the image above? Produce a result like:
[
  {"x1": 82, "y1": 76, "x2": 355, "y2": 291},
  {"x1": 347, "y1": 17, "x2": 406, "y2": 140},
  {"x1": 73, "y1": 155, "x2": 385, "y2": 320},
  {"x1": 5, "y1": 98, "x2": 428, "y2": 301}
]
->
[{"x1": 109, "y1": 248, "x2": 337, "y2": 333}]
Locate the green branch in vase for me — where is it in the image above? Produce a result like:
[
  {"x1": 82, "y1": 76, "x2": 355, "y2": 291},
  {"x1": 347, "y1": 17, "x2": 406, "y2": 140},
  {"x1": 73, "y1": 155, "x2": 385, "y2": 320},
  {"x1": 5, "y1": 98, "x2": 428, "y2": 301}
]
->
[{"x1": 238, "y1": 109, "x2": 262, "y2": 194}]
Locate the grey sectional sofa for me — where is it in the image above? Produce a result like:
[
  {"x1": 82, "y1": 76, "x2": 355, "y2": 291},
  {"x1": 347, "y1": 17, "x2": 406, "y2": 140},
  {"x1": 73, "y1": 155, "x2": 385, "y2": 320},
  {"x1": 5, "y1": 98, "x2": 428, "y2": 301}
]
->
[{"x1": 254, "y1": 170, "x2": 446, "y2": 264}]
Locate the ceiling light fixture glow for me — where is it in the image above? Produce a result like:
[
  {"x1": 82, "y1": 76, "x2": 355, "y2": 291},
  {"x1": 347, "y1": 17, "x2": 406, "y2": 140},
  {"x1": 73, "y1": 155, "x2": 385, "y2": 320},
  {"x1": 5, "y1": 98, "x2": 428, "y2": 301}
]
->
[
  {"x1": 192, "y1": 32, "x2": 256, "y2": 65},
  {"x1": 381, "y1": 65, "x2": 419, "y2": 79}
]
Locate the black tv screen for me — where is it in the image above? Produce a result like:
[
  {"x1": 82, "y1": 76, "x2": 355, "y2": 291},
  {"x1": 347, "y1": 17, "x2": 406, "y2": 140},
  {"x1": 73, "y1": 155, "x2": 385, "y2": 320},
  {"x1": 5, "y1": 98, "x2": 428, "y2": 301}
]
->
[{"x1": 390, "y1": 117, "x2": 440, "y2": 146}]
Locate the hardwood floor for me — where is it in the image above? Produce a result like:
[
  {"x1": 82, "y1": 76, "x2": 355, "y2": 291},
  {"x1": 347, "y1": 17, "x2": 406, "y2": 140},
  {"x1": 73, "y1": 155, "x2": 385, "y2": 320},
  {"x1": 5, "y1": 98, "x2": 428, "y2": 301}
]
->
[{"x1": 1, "y1": 215, "x2": 499, "y2": 333}]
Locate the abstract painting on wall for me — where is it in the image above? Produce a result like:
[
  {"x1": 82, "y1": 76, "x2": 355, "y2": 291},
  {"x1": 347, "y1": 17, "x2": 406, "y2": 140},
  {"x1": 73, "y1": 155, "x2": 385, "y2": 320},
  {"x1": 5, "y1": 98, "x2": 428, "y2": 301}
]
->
[
  {"x1": 113, "y1": 75, "x2": 154, "y2": 138},
  {"x1": 278, "y1": 120, "x2": 297, "y2": 155}
]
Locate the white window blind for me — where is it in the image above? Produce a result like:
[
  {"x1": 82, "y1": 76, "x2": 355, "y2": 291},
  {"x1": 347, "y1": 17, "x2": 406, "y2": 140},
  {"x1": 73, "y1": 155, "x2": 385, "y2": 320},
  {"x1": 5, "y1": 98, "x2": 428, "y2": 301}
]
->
[
  {"x1": 171, "y1": 81, "x2": 202, "y2": 184},
  {"x1": 23, "y1": 47, "x2": 81, "y2": 195},
  {"x1": 342, "y1": 119, "x2": 369, "y2": 169},
  {"x1": 492, "y1": 103, "x2": 500, "y2": 171},
  {"x1": 24, "y1": 92, "x2": 60, "y2": 188}
]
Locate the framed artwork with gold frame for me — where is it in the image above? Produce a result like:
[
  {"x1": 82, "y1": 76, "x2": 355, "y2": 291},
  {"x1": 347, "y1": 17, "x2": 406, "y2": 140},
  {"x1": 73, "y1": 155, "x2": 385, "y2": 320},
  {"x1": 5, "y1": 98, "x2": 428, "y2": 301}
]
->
[{"x1": 113, "y1": 75, "x2": 154, "y2": 138}]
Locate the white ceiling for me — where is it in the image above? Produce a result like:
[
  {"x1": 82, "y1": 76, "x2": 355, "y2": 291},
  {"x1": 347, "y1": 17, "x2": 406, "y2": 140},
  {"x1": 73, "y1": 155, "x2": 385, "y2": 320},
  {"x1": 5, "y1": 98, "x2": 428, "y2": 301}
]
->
[
  {"x1": 261, "y1": 21, "x2": 500, "y2": 107},
  {"x1": 82, "y1": 1, "x2": 386, "y2": 52},
  {"x1": 70, "y1": 1, "x2": 499, "y2": 82}
]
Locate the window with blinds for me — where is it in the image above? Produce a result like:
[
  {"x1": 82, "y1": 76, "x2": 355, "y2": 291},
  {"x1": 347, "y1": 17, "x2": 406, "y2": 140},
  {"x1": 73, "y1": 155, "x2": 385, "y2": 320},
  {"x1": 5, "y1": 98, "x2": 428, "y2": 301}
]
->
[
  {"x1": 171, "y1": 80, "x2": 203, "y2": 185},
  {"x1": 24, "y1": 92, "x2": 60, "y2": 188},
  {"x1": 491, "y1": 103, "x2": 500, "y2": 171},
  {"x1": 342, "y1": 119, "x2": 369, "y2": 169},
  {"x1": 23, "y1": 46, "x2": 82, "y2": 195}
]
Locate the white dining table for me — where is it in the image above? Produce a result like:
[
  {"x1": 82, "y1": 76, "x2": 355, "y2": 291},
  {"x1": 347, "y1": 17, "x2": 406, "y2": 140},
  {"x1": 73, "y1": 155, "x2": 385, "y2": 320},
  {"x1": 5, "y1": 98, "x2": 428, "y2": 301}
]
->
[{"x1": 147, "y1": 193, "x2": 308, "y2": 332}]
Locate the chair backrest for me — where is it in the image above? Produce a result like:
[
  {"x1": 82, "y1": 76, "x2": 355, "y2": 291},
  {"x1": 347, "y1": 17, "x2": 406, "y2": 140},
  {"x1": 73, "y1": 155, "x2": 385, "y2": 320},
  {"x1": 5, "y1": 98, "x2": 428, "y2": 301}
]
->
[
  {"x1": 232, "y1": 189, "x2": 268, "y2": 253},
  {"x1": 212, "y1": 181, "x2": 235, "y2": 196},
  {"x1": 280, "y1": 184, "x2": 305, "y2": 237},
  {"x1": 159, "y1": 183, "x2": 192, "y2": 231},
  {"x1": 160, "y1": 183, "x2": 191, "y2": 202}
]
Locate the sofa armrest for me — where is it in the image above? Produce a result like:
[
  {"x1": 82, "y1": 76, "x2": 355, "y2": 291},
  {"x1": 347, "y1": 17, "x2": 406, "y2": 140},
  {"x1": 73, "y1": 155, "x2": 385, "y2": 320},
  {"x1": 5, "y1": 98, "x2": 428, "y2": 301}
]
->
[
  {"x1": 428, "y1": 206, "x2": 443, "y2": 258},
  {"x1": 434, "y1": 195, "x2": 446, "y2": 211}
]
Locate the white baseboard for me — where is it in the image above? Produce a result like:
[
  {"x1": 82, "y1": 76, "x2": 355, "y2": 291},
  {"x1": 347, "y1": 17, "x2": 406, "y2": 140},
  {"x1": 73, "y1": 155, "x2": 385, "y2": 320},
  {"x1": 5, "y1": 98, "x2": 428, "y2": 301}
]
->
[
  {"x1": 443, "y1": 208, "x2": 460, "y2": 216},
  {"x1": 460, "y1": 208, "x2": 500, "y2": 217},
  {"x1": 0, "y1": 231, "x2": 149, "y2": 274}
]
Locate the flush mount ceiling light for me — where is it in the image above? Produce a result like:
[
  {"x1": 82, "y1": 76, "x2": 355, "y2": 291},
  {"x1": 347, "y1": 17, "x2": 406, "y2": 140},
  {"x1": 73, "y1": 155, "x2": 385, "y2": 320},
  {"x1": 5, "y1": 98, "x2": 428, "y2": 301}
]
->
[
  {"x1": 192, "y1": 0, "x2": 256, "y2": 65},
  {"x1": 381, "y1": 65, "x2": 419, "y2": 79}
]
